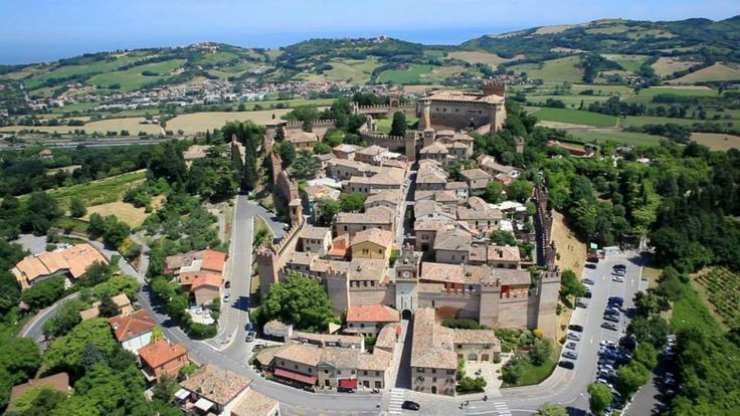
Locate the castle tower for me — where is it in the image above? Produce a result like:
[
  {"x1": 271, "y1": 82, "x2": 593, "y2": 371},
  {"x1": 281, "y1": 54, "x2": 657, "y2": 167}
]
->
[
  {"x1": 514, "y1": 136, "x2": 525, "y2": 154},
  {"x1": 288, "y1": 198, "x2": 303, "y2": 227},
  {"x1": 422, "y1": 128, "x2": 436, "y2": 148},
  {"x1": 419, "y1": 98, "x2": 432, "y2": 130},
  {"x1": 478, "y1": 278, "x2": 501, "y2": 328},
  {"x1": 256, "y1": 247, "x2": 280, "y2": 300},
  {"x1": 404, "y1": 131, "x2": 419, "y2": 162},
  {"x1": 389, "y1": 92, "x2": 401, "y2": 109},
  {"x1": 536, "y1": 265, "x2": 561, "y2": 339},
  {"x1": 394, "y1": 244, "x2": 421, "y2": 318}
]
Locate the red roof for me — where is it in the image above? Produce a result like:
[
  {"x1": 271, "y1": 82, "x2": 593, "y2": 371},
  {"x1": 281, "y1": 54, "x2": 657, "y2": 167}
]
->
[
  {"x1": 109, "y1": 309, "x2": 156, "y2": 342},
  {"x1": 138, "y1": 339, "x2": 187, "y2": 368},
  {"x1": 346, "y1": 304, "x2": 400, "y2": 323},
  {"x1": 201, "y1": 250, "x2": 226, "y2": 273},
  {"x1": 274, "y1": 368, "x2": 317, "y2": 385},
  {"x1": 338, "y1": 378, "x2": 358, "y2": 389},
  {"x1": 190, "y1": 273, "x2": 223, "y2": 290}
]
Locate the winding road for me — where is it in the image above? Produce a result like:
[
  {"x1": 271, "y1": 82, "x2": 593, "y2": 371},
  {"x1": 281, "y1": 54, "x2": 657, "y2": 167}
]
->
[{"x1": 18, "y1": 198, "x2": 648, "y2": 416}]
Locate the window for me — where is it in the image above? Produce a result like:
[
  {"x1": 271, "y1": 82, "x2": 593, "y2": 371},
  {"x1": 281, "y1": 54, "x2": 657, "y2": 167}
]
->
[
  {"x1": 447, "y1": 370, "x2": 455, "y2": 375},
  {"x1": 375, "y1": 381, "x2": 382, "y2": 389},
  {"x1": 308, "y1": 368, "x2": 312, "y2": 373},
  {"x1": 325, "y1": 369, "x2": 329, "y2": 374},
  {"x1": 294, "y1": 364, "x2": 298, "y2": 369},
  {"x1": 376, "y1": 371, "x2": 380, "y2": 376},
  {"x1": 431, "y1": 369, "x2": 436, "y2": 374},
  {"x1": 363, "y1": 370, "x2": 368, "y2": 376}
]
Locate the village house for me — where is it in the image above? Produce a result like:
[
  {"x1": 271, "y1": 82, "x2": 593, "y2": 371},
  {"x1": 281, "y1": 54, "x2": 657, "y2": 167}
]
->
[
  {"x1": 166, "y1": 249, "x2": 227, "y2": 305},
  {"x1": 109, "y1": 309, "x2": 157, "y2": 355},
  {"x1": 345, "y1": 167, "x2": 405, "y2": 195},
  {"x1": 298, "y1": 225, "x2": 333, "y2": 255},
  {"x1": 477, "y1": 155, "x2": 520, "y2": 180},
  {"x1": 332, "y1": 144, "x2": 362, "y2": 160},
  {"x1": 460, "y1": 168, "x2": 492, "y2": 195},
  {"x1": 345, "y1": 304, "x2": 400, "y2": 335},
  {"x1": 334, "y1": 206, "x2": 394, "y2": 238},
  {"x1": 285, "y1": 129, "x2": 319, "y2": 151},
  {"x1": 79, "y1": 293, "x2": 133, "y2": 321},
  {"x1": 416, "y1": 160, "x2": 448, "y2": 191},
  {"x1": 139, "y1": 339, "x2": 189, "y2": 383},
  {"x1": 177, "y1": 364, "x2": 252, "y2": 416},
  {"x1": 12, "y1": 243, "x2": 108, "y2": 290},
  {"x1": 230, "y1": 388, "x2": 280, "y2": 416},
  {"x1": 350, "y1": 228, "x2": 394, "y2": 262}
]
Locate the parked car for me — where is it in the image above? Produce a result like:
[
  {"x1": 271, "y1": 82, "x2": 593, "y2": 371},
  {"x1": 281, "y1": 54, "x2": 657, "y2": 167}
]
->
[
  {"x1": 576, "y1": 298, "x2": 589, "y2": 308},
  {"x1": 563, "y1": 351, "x2": 578, "y2": 360},
  {"x1": 604, "y1": 314, "x2": 620, "y2": 323},
  {"x1": 402, "y1": 401, "x2": 421, "y2": 411},
  {"x1": 224, "y1": 293, "x2": 230, "y2": 302},
  {"x1": 608, "y1": 297, "x2": 624, "y2": 306},
  {"x1": 559, "y1": 360, "x2": 575, "y2": 370},
  {"x1": 225, "y1": 281, "x2": 231, "y2": 289},
  {"x1": 613, "y1": 264, "x2": 626, "y2": 270},
  {"x1": 565, "y1": 342, "x2": 577, "y2": 350},
  {"x1": 602, "y1": 322, "x2": 618, "y2": 331},
  {"x1": 584, "y1": 291, "x2": 593, "y2": 299},
  {"x1": 583, "y1": 278, "x2": 595, "y2": 285},
  {"x1": 567, "y1": 332, "x2": 582, "y2": 341},
  {"x1": 569, "y1": 324, "x2": 584, "y2": 332},
  {"x1": 604, "y1": 308, "x2": 620, "y2": 316},
  {"x1": 612, "y1": 276, "x2": 624, "y2": 283},
  {"x1": 245, "y1": 331, "x2": 255, "y2": 342}
]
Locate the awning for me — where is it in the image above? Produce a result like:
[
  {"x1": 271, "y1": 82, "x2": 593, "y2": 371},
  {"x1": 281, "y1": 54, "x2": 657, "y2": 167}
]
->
[
  {"x1": 274, "y1": 368, "x2": 317, "y2": 385},
  {"x1": 194, "y1": 397, "x2": 214, "y2": 412},
  {"x1": 338, "y1": 378, "x2": 358, "y2": 389},
  {"x1": 174, "y1": 388, "x2": 190, "y2": 400}
]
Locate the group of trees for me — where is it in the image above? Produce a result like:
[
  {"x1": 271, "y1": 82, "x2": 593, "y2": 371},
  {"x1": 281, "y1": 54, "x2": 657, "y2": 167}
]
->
[
  {"x1": 254, "y1": 272, "x2": 336, "y2": 332},
  {"x1": 500, "y1": 330, "x2": 553, "y2": 386}
]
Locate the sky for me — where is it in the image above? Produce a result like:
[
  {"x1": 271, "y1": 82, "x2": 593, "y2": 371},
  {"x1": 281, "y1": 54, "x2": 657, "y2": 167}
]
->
[{"x1": 0, "y1": 0, "x2": 738, "y2": 64}]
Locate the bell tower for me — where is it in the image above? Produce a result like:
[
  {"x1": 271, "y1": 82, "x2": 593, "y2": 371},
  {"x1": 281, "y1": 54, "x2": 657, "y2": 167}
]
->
[{"x1": 394, "y1": 244, "x2": 421, "y2": 316}]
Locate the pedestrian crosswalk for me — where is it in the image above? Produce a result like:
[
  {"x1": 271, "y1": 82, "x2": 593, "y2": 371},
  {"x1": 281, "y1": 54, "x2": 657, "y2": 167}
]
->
[
  {"x1": 387, "y1": 388, "x2": 405, "y2": 415},
  {"x1": 491, "y1": 401, "x2": 511, "y2": 416},
  {"x1": 464, "y1": 400, "x2": 511, "y2": 416}
]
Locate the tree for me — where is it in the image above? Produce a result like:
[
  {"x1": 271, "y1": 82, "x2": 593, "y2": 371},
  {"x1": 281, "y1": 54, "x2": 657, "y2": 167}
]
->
[
  {"x1": 290, "y1": 152, "x2": 321, "y2": 180},
  {"x1": 615, "y1": 361, "x2": 650, "y2": 398},
  {"x1": 69, "y1": 197, "x2": 86, "y2": 218},
  {"x1": 316, "y1": 198, "x2": 340, "y2": 226},
  {"x1": 633, "y1": 342, "x2": 658, "y2": 369},
  {"x1": 313, "y1": 142, "x2": 332, "y2": 154},
  {"x1": 483, "y1": 181, "x2": 504, "y2": 204},
  {"x1": 627, "y1": 315, "x2": 669, "y2": 349},
  {"x1": 529, "y1": 338, "x2": 552, "y2": 366},
  {"x1": 390, "y1": 111, "x2": 407, "y2": 137},
  {"x1": 492, "y1": 230, "x2": 517, "y2": 246},
  {"x1": 588, "y1": 382, "x2": 613, "y2": 415},
  {"x1": 259, "y1": 273, "x2": 336, "y2": 332},
  {"x1": 81, "y1": 261, "x2": 114, "y2": 287},
  {"x1": 0, "y1": 271, "x2": 21, "y2": 313},
  {"x1": 43, "y1": 299, "x2": 85, "y2": 338},
  {"x1": 43, "y1": 318, "x2": 118, "y2": 376},
  {"x1": 98, "y1": 294, "x2": 119, "y2": 317},
  {"x1": 274, "y1": 126, "x2": 285, "y2": 142},
  {"x1": 276, "y1": 142, "x2": 296, "y2": 168},
  {"x1": 339, "y1": 192, "x2": 366, "y2": 212},
  {"x1": 536, "y1": 403, "x2": 568, "y2": 416},
  {"x1": 152, "y1": 375, "x2": 178, "y2": 404},
  {"x1": 21, "y1": 276, "x2": 65, "y2": 310},
  {"x1": 507, "y1": 179, "x2": 534, "y2": 202},
  {"x1": 6, "y1": 386, "x2": 68, "y2": 415},
  {"x1": 0, "y1": 336, "x2": 41, "y2": 384},
  {"x1": 560, "y1": 269, "x2": 588, "y2": 301}
]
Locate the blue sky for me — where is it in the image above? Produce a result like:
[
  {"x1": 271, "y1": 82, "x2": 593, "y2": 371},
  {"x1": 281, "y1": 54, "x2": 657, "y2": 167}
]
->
[{"x1": 0, "y1": 0, "x2": 737, "y2": 64}]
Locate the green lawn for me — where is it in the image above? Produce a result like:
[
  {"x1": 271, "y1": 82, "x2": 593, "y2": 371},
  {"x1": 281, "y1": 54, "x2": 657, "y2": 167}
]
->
[
  {"x1": 87, "y1": 59, "x2": 186, "y2": 92},
  {"x1": 527, "y1": 95, "x2": 612, "y2": 108},
  {"x1": 510, "y1": 56, "x2": 584, "y2": 83},
  {"x1": 622, "y1": 115, "x2": 699, "y2": 128},
  {"x1": 302, "y1": 58, "x2": 380, "y2": 84},
  {"x1": 569, "y1": 130, "x2": 665, "y2": 146},
  {"x1": 375, "y1": 115, "x2": 419, "y2": 134},
  {"x1": 602, "y1": 54, "x2": 649, "y2": 73},
  {"x1": 671, "y1": 282, "x2": 724, "y2": 337},
  {"x1": 628, "y1": 86, "x2": 719, "y2": 104},
  {"x1": 376, "y1": 64, "x2": 435, "y2": 84},
  {"x1": 529, "y1": 107, "x2": 618, "y2": 127},
  {"x1": 502, "y1": 349, "x2": 558, "y2": 388},
  {"x1": 571, "y1": 84, "x2": 635, "y2": 96}
]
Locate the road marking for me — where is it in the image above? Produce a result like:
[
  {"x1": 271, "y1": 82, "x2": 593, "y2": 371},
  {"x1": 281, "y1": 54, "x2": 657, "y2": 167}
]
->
[{"x1": 387, "y1": 388, "x2": 405, "y2": 415}]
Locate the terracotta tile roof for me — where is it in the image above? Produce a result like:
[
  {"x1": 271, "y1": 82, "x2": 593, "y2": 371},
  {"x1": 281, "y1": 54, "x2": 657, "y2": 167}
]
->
[
  {"x1": 328, "y1": 235, "x2": 349, "y2": 257},
  {"x1": 346, "y1": 304, "x2": 400, "y2": 323},
  {"x1": 374, "y1": 324, "x2": 399, "y2": 352},
  {"x1": 274, "y1": 343, "x2": 322, "y2": 367},
  {"x1": 231, "y1": 388, "x2": 279, "y2": 416},
  {"x1": 420, "y1": 142, "x2": 449, "y2": 155},
  {"x1": 453, "y1": 329, "x2": 501, "y2": 349},
  {"x1": 291, "y1": 331, "x2": 364, "y2": 348},
  {"x1": 495, "y1": 268, "x2": 531, "y2": 286},
  {"x1": 358, "y1": 349, "x2": 393, "y2": 371},
  {"x1": 433, "y1": 228, "x2": 472, "y2": 252},
  {"x1": 300, "y1": 225, "x2": 332, "y2": 240},
  {"x1": 10, "y1": 373, "x2": 69, "y2": 403},
  {"x1": 427, "y1": 90, "x2": 504, "y2": 105},
  {"x1": 180, "y1": 364, "x2": 252, "y2": 406},
  {"x1": 286, "y1": 130, "x2": 319, "y2": 144},
  {"x1": 190, "y1": 273, "x2": 223, "y2": 289},
  {"x1": 109, "y1": 309, "x2": 156, "y2": 342},
  {"x1": 336, "y1": 206, "x2": 393, "y2": 225},
  {"x1": 13, "y1": 243, "x2": 108, "y2": 285},
  {"x1": 139, "y1": 340, "x2": 187, "y2": 369},
  {"x1": 365, "y1": 190, "x2": 401, "y2": 206},
  {"x1": 200, "y1": 250, "x2": 226, "y2": 273},
  {"x1": 351, "y1": 228, "x2": 393, "y2": 249},
  {"x1": 347, "y1": 258, "x2": 388, "y2": 282},
  {"x1": 410, "y1": 308, "x2": 457, "y2": 370},
  {"x1": 461, "y1": 168, "x2": 492, "y2": 181}
]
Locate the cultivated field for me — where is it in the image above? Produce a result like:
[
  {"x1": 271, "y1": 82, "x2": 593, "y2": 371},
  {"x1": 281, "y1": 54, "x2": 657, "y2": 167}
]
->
[
  {"x1": 510, "y1": 56, "x2": 584, "y2": 83},
  {"x1": 568, "y1": 130, "x2": 665, "y2": 147},
  {"x1": 83, "y1": 195, "x2": 164, "y2": 227},
  {"x1": 692, "y1": 267, "x2": 739, "y2": 330},
  {"x1": 376, "y1": 64, "x2": 435, "y2": 84},
  {"x1": 301, "y1": 58, "x2": 379, "y2": 84},
  {"x1": 22, "y1": 54, "x2": 146, "y2": 90},
  {"x1": 690, "y1": 132, "x2": 740, "y2": 151},
  {"x1": 448, "y1": 51, "x2": 523, "y2": 67},
  {"x1": 87, "y1": 59, "x2": 186, "y2": 92},
  {"x1": 527, "y1": 107, "x2": 617, "y2": 128},
  {"x1": 0, "y1": 117, "x2": 163, "y2": 135},
  {"x1": 602, "y1": 54, "x2": 648, "y2": 72},
  {"x1": 31, "y1": 170, "x2": 147, "y2": 211},
  {"x1": 668, "y1": 63, "x2": 740, "y2": 84},
  {"x1": 166, "y1": 109, "x2": 294, "y2": 134},
  {"x1": 621, "y1": 115, "x2": 698, "y2": 128},
  {"x1": 651, "y1": 57, "x2": 700, "y2": 78}
]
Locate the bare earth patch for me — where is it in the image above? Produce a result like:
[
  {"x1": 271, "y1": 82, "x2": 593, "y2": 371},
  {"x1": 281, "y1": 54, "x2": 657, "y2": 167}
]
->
[
  {"x1": 669, "y1": 63, "x2": 740, "y2": 84},
  {"x1": 448, "y1": 51, "x2": 524, "y2": 67},
  {"x1": 690, "y1": 132, "x2": 740, "y2": 151},
  {"x1": 551, "y1": 211, "x2": 587, "y2": 278},
  {"x1": 166, "y1": 109, "x2": 295, "y2": 134},
  {"x1": 84, "y1": 201, "x2": 149, "y2": 227},
  {"x1": 651, "y1": 57, "x2": 700, "y2": 78}
]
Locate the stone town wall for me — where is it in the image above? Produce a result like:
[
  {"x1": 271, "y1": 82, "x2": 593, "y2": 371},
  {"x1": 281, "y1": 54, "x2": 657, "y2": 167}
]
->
[
  {"x1": 349, "y1": 285, "x2": 396, "y2": 307},
  {"x1": 285, "y1": 119, "x2": 336, "y2": 130},
  {"x1": 418, "y1": 292, "x2": 481, "y2": 320},
  {"x1": 497, "y1": 296, "x2": 530, "y2": 328}
]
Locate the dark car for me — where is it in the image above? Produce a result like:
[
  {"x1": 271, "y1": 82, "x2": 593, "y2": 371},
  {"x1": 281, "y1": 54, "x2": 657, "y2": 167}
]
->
[
  {"x1": 225, "y1": 281, "x2": 231, "y2": 289},
  {"x1": 613, "y1": 264, "x2": 626, "y2": 270},
  {"x1": 559, "y1": 360, "x2": 575, "y2": 370},
  {"x1": 563, "y1": 350, "x2": 578, "y2": 360},
  {"x1": 604, "y1": 308, "x2": 620, "y2": 316},
  {"x1": 604, "y1": 314, "x2": 620, "y2": 323},
  {"x1": 569, "y1": 324, "x2": 584, "y2": 332},
  {"x1": 401, "y1": 401, "x2": 421, "y2": 411},
  {"x1": 583, "y1": 278, "x2": 595, "y2": 285},
  {"x1": 602, "y1": 322, "x2": 618, "y2": 330},
  {"x1": 608, "y1": 296, "x2": 624, "y2": 306},
  {"x1": 583, "y1": 291, "x2": 592, "y2": 299}
]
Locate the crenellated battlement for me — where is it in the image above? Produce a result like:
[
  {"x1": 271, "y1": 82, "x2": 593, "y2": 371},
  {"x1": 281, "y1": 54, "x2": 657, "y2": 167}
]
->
[{"x1": 285, "y1": 119, "x2": 336, "y2": 130}]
